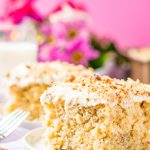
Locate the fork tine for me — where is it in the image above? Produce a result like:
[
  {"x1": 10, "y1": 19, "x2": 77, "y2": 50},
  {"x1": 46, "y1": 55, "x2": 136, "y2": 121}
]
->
[
  {"x1": 0, "y1": 111, "x2": 28, "y2": 132},
  {"x1": 0, "y1": 110, "x2": 23, "y2": 130},
  {"x1": 0, "y1": 109, "x2": 20, "y2": 126},
  {"x1": 0, "y1": 111, "x2": 29, "y2": 133},
  {"x1": 1, "y1": 112, "x2": 29, "y2": 137}
]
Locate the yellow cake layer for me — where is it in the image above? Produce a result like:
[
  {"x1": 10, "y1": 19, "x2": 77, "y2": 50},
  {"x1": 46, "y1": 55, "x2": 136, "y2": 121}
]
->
[{"x1": 8, "y1": 84, "x2": 48, "y2": 120}]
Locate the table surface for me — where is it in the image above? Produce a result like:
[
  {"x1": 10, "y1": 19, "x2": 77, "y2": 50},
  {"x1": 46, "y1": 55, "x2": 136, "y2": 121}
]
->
[{"x1": 0, "y1": 126, "x2": 31, "y2": 150}]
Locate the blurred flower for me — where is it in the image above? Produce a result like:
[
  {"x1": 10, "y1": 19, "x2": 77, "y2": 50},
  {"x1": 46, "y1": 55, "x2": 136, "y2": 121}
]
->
[
  {"x1": 37, "y1": 19, "x2": 90, "y2": 47},
  {"x1": 40, "y1": 23, "x2": 51, "y2": 36},
  {"x1": 52, "y1": 21, "x2": 89, "y2": 42},
  {"x1": 52, "y1": 0, "x2": 86, "y2": 13},
  {"x1": 49, "y1": 1, "x2": 90, "y2": 24},
  {"x1": 38, "y1": 39, "x2": 99, "y2": 66},
  {"x1": 38, "y1": 44, "x2": 51, "y2": 62},
  {"x1": 37, "y1": 1, "x2": 99, "y2": 66},
  {"x1": 0, "y1": 0, "x2": 42, "y2": 23},
  {"x1": 38, "y1": 43, "x2": 69, "y2": 62},
  {"x1": 66, "y1": 39, "x2": 99, "y2": 65}
]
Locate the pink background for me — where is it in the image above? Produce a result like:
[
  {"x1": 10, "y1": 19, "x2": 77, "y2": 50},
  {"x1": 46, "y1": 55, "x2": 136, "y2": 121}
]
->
[
  {"x1": 1, "y1": 0, "x2": 150, "y2": 49},
  {"x1": 36, "y1": 0, "x2": 150, "y2": 50}
]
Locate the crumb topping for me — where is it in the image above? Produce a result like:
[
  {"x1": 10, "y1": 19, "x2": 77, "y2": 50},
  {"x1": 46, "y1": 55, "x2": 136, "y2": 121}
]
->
[{"x1": 75, "y1": 74, "x2": 150, "y2": 99}]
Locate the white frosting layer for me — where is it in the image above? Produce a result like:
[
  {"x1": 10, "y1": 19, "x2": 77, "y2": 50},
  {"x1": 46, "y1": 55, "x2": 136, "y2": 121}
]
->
[
  {"x1": 7, "y1": 64, "x2": 65, "y2": 87},
  {"x1": 7, "y1": 62, "x2": 91, "y2": 87},
  {"x1": 40, "y1": 84, "x2": 108, "y2": 107},
  {"x1": 41, "y1": 83, "x2": 150, "y2": 107}
]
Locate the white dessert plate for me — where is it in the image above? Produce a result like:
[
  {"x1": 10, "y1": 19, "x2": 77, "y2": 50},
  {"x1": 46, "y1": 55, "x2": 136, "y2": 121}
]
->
[
  {"x1": 21, "y1": 119, "x2": 41, "y2": 129},
  {"x1": 23, "y1": 127, "x2": 47, "y2": 150},
  {"x1": 0, "y1": 126, "x2": 29, "y2": 143}
]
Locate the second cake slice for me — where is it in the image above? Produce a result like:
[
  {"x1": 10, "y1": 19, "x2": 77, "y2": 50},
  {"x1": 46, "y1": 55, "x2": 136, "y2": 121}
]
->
[{"x1": 6, "y1": 61, "x2": 92, "y2": 120}]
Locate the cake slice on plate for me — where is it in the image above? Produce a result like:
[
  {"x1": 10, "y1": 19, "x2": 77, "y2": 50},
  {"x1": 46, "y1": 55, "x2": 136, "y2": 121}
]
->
[
  {"x1": 6, "y1": 61, "x2": 92, "y2": 120},
  {"x1": 41, "y1": 74, "x2": 150, "y2": 150}
]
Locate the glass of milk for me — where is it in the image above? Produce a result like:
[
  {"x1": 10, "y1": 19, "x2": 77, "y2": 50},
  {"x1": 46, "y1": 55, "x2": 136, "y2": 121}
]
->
[
  {"x1": 0, "y1": 22, "x2": 38, "y2": 102},
  {"x1": 0, "y1": 42, "x2": 38, "y2": 76},
  {"x1": 0, "y1": 22, "x2": 38, "y2": 76}
]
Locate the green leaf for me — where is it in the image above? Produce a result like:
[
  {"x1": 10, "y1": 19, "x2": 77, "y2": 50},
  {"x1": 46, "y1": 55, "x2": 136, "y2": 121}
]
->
[
  {"x1": 106, "y1": 43, "x2": 117, "y2": 52},
  {"x1": 90, "y1": 36, "x2": 102, "y2": 51},
  {"x1": 89, "y1": 53, "x2": 108, "y2": 69}
]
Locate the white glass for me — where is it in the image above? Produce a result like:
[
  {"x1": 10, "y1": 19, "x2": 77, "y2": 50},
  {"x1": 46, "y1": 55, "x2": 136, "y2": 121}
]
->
[
  {"x1": 0, "y1": 42, "x2": 38, "y2": 76},
  {"x1": 0, "y1": 21, "x2": 38, "y2": 103}
]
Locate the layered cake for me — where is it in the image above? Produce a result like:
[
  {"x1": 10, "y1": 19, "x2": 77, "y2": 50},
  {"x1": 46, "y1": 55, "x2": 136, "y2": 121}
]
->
[
  {"x1": 41, "y1": 74, "x2": 150, "y2": 149},
  {"x1": 6, "y1": 61, "x2": 92, "y2": 120}
]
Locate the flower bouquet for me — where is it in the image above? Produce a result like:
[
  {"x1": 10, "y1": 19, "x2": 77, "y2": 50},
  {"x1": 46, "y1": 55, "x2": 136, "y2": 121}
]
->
[{"x1": 36, "y1": 1, "x2": 128, "y2": 78}]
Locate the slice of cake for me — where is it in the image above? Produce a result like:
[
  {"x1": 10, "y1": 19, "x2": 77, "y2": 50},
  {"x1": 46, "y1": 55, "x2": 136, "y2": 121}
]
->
[
  {"x1": 6, "y1": 61, "x2": 92, "y2": 120},
  {"x1": 41, "y1": 74, "x2": 150, "y2": 150}
]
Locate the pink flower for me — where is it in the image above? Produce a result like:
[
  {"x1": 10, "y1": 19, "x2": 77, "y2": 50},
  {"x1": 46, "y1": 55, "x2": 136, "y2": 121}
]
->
[
  {"x1": 38, "y1": 43, "x2": 69, "y2": 62},
  {"x1": 1, "y1": 0, "x2": 42, "y2": 23},
  {"x1": 38, "y1": 39, "x2": 99, "y2": 66},
  {"x1": 36, "y1": 1, "x2": 99, "y2": 66},
  {"x1": 52, "y1": 0, "x2": 86, "y2": 13},
  {"x1": 38, "y1": 20, "x2": 90, "y2": 47},
  {"x1": 65, "y1": 39, "x2": 99, "y2": 66},
  {"x1": 38, "y1": 44, "x2": 52, "y2": 62},
  {"x1": 49, "y1": 1, "x2": 90, "y2": 24},
  {"x1": 53, "y1": 21, "x2": 89, "y2": 42},
  {"x1": 40, "y1": 23, "x2": 51, "y2": 35}
]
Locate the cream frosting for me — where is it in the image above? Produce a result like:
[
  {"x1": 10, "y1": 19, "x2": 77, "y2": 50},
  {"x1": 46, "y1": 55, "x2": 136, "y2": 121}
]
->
[
  {"x1": 7, "y1": 61, "x2": 92, "y2": 87},
  {"x1": 40, "y1": 83, "x2": 150, "y2": 108},
  {"x1": 40, "y1": 75, "x2": 150, "y2": 107},
  {"x1": 40, "y1": 84, "x2": 109, "y2": 107}
]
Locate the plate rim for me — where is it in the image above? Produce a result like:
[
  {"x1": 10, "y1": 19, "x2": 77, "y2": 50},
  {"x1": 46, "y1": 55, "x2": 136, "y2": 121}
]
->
[{"x1": 23, "y1": 127, "x2": 46, "y2": 150}]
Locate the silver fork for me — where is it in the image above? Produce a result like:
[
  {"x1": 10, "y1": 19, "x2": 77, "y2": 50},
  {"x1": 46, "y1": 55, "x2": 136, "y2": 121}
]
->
[{"x1": 0, "y1": 109, "x2": 29, "y2": 141}]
